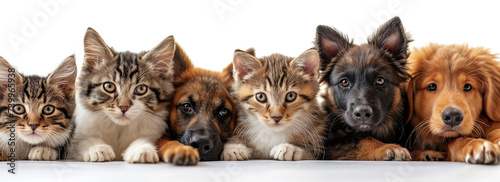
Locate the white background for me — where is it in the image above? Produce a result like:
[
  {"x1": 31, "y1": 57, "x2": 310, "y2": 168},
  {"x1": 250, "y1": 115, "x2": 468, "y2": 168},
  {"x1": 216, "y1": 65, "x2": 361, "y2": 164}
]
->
[{"x1": 1, "y1": 0, "x2": 499, "y2": 75}]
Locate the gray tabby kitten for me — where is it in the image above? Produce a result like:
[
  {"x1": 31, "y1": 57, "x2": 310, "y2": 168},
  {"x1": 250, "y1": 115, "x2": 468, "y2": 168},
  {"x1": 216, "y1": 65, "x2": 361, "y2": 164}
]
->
[
  {"x1": 70, "y1": 28, "x2": 175, "y2": 163},
  {"x1": 0, "y1": 56, "x2": 77, "y2": 160},
  {"x1": 221, "y1": 49, "x2": 326, "y2": 161}
]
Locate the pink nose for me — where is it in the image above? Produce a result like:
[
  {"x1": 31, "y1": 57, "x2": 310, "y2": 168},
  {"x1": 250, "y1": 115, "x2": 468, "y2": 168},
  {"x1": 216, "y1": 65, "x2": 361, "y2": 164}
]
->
[
  {"x1": 119, "y1": 106, "x2": 129, "y2": 113},
  {"x1": 28, "y1": 123, "x2": 40, "y2": 131}
]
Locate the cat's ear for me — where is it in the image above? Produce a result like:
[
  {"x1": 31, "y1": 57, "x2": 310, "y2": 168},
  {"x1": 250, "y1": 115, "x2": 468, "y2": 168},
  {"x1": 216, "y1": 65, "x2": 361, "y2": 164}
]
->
[
  {"x1": 172, "y1": 42, "x2": 194, "y2": 77},
  {"x1": 143, "y1": 36, "x2": 176, "y2": 76},
  {"x1": 47, "y1": 55, "x2": 77, "y2": 96},
  {"x1": 292, "y1": 49, "x2": 320, "y2": 80},
  {"x1": 233, "y1": 50, "x2": 261, "y2": 81},
  {"x1": 0, "y1": 57, "x2": 23, "y2": 89},
  {"x1": 368, "y1": 16, "x2": 411, "y2": 59},
  {"x1": 83, "y1": 28, "x2": 114, "y2": 68},
  {"x1": 315, "y1": 25, "x2": 352, "y2": 71}
]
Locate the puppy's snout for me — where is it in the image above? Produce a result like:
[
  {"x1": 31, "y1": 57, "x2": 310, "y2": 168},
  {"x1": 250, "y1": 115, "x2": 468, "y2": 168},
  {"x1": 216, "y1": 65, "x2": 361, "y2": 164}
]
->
[
  {"x1": 441, "y1": 107, "x2": 463, "y2": 127},
  {"x1": 353, "y1": 105, "x2": 373, "y2": 121},
  {"x1": 189, "y1": 132, "x2": 214, "y2": 155}
]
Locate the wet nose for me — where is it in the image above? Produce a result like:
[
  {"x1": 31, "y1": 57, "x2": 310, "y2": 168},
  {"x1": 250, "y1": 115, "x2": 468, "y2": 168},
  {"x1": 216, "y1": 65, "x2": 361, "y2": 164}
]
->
[
  {"x1": 189, "y1": 134, "x2": 214, "y2": 155},
  {"x1": 271, "y1": 116, "x2": 283, "y2": 123},
  {"x1": 28, "y1": 123, "x2": 40, "y2": 131},
  {"x1": 119, "y1": 106, "x2": 129, "y2": 113},
  {"x1": 441, "y1": 107, "x2": 463, "y2": 127},
  {"x1": 353, "y1": 105, "x2": 373, "y2": 121}
]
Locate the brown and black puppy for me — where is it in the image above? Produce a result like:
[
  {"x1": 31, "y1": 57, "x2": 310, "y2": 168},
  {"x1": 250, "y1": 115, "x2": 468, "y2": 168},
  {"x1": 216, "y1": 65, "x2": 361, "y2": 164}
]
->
[
  {"x1": 157, "y1": 43, "x2": 237, "y2": 165},
  {"x1": 315, "y1": 17, "x2": 412, "y2": 160},
  {"x1": 407, "y1": 43, "x2": 500, "y2": 164}
]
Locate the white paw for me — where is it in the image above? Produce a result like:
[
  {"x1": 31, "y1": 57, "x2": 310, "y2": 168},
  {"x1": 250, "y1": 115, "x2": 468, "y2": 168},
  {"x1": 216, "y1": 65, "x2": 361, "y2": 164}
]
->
[
  {"x1": 270, "y1": 143, "x2": 304, "y2": 161},
  {"x1": 221, "y1": 143, "x2": 251, "y2": 161},
  {"x1": 28, "y1": 146, "x2": 58, "y2": 160},
  {"x1": 123, "y1": 145, "x2": 159, "y2": 163},
  {"x1": 83, "y1": 144, "x2": 115, "y2": 162}
]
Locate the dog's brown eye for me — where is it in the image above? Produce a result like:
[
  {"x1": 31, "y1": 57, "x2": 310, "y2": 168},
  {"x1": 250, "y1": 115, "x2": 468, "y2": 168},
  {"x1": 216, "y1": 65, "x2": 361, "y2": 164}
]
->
[
  {"x1": 285, "y1": 92, "x2": 297, "y2": 102},
  {"x1": 255, "y1": 93, "x2": 267, "y2": 103},
  {"x1": 463, "y1": 84, "x2": 472, "y2": 92},
  {"x1": 375, "y1": 77, "x2": 385, "y2": 85},
  {"x1": 181, "y1": 103, "x2": 192, "y2": 113},
  {"x1": 134, "y1": 85, "x2": 148, "y2": 95},
  {"x1": 42, "y1": 105, "x2": 55, "y2": 115},
  {"x1": 103, "y1": 82, "x2": 116, "y2": 93},
  {"x1": 427, "y1": 83, "x2": 437, "y2": 91},
  {"x1": 13, "y1": 105, "x2": 25, "y2": 114},
  {"x1": 219, "y1": 108, "x2": 229, "y2": 117},
  {"x1": 340, "y1": 79, "x2": 350, "y2": 87}
]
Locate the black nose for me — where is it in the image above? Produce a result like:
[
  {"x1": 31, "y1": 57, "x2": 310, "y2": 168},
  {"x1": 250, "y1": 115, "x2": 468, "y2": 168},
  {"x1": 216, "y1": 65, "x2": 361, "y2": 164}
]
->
[
  {"x1": 189, "y1": 134, "x2": 214, "y2": 155},
  {"x1": 353, "y1": 105, "x2": 373, "y2": 121},
  {"x1": 441, "y1": 107, "x2": 463, "y2": 127}
]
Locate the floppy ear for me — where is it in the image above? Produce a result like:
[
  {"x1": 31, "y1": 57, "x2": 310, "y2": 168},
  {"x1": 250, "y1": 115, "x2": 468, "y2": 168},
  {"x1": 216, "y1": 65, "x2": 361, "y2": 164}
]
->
[
  {"x1": 83, "y1": 28, "x2": 114, "y2": 68},
  {"x1": 405, "y1": 79, "x2": 414, "y2": 124},
  {"x1": 143, "y1": 36, "x2": 177, "y2": 76},
  {"x1": 292, "y1": 49, "x2": 320, "y2": 80},
  {"x1": 483, "y1": 61, "x2": 500, "y2": 121},
  {"x1": 233, "y1": 50, "x2": 261, "y2": 81},
  {"x1": 46, "y1": 55, "x2": 77, "y2": 97},
  {"x1": 368, "y1": 16, "x2": 412, "y2": 60},
  {"x1": 315, "y1": 25, "x2": 352, "y2": 71},
  {"x1": 0, "y1": 57, "x2": 23, "y2": 89},
  {"x1": 171, "y1": 41, "x2": 194, "y2": 78}
]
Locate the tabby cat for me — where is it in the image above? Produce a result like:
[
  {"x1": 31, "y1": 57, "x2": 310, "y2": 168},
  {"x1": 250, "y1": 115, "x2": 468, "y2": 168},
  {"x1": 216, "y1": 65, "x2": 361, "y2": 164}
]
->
[
  {"x1": 70, "y1": 28, "x2": 175, "y2": 163},
  {"x1": 221, "y1": 49, "x2": 326, "y2": 161},
  {"x1": 0, "y1": 56, "x2": 76, "y2": 160}
]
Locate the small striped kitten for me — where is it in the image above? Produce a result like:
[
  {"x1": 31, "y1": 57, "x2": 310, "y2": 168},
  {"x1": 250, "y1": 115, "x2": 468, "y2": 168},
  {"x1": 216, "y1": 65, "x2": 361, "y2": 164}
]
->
[
  {"x1": 0, "y1": 56, "x2": 77, "y2": 160},
  {"x1": 70, "y1": 28, "x2": 175, "y2": 163},
  {"x1": 221, "y1": 49, "x2": 326, "y2": 161}
]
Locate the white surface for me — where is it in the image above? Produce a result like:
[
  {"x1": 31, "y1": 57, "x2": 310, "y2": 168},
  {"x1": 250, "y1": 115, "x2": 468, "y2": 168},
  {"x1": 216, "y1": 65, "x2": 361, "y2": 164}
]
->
[{"x1": 2, "y1": 161, "x2": 500, "y2": 182}]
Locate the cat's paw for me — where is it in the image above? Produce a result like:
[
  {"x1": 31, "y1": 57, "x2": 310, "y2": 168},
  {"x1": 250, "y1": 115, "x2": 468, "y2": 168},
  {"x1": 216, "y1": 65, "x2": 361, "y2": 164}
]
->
[
  {"x1": 411, "y1": 150, "x2": 446, "y2": 161},
  {"x1": 463, "y1": 139, "x2": 500, "y2": 164},
  {"x1": 370, "y1": 144, "x2": 410, "y2": 161},
  {"x1": 83, "y1": 144, "x2": 115, "y2": 162},
  {"x1": 162, "y1": 145, "x2": 199, "y2": 165},
  {"x1": 270, "y1": 143, "x2": 304, "y2": 161},
  {"x1": 221, "y1": 143, "x2": 251, "y2": 161},
  {"x1": 123, "y1": 145, "x2": 159, "y2": 163},
  {"x1": 28, "y1": 146, "x2": 58, "y2": 161}
]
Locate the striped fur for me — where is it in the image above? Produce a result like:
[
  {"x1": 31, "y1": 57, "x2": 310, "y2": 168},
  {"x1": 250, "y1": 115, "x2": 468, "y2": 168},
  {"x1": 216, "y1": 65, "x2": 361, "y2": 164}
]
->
[
  {"x1": 0, "y1": 56, "x2": 76, "y2": 160},
  {"x1": 70, "y1": 28, "x2": 174, "y2": 163},
  {"x1": 222, "y1": 49, "x2": 326, "y2": 161}
]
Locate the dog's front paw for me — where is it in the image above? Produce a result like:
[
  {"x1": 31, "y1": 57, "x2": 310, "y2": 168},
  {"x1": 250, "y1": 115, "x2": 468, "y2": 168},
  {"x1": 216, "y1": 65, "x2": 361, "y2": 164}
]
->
[
  {"x1": 370, "y1": 144, "x2": 410, "y2": 161},
  {"x1": 162, "y1": 145, "x2": 199, "y2": 165},
  {"x1": 411, "y1": 150, "x2": 446, "y2": 161},
  {"x1": 270, "y1": 143, "x2": 304, "y2": 161},
  {"x1": 28, "y1": 146, "x2": 58, "y2": 161},
  {"x1": 221, "y1": 143, "x2": 251, "y2": 161},
  {"x1": 123, "y1": 145, "x2": 159, "y2": 163},
  {"x1": 464, "y1": 139, "x2": 500, "y2": 164},
  {"x1": 83, "y1": 144, "x2": 115, "y2": 162}
]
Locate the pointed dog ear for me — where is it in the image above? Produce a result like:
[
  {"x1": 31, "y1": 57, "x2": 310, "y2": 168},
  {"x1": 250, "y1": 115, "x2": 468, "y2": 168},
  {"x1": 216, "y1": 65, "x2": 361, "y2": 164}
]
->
[
  {"x1": 315, "y1": 25, "x2": 352, "y2": 71},
  {"x1": 368, "y1": 16, "x2": 412, "y2": 60}
]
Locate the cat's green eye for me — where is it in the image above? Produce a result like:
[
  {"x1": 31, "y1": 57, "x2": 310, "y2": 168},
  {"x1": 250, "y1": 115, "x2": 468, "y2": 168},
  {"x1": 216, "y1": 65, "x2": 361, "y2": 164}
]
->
[
  {"x1": 340, "y1": 79, "x2": 350, "y2": 87},
  {"x1": 285, "y1": 92, "x2": 297, "y2": 102},
  {"x1": 103, "y1": 82, "x2": 116, "y2": 93},
  {"x1": 375, "y1": 77, "x2": 385, "y2": 85},
  {"x1": 13, "y1": 105, "x2": 25, "y2": 114},
  {"x1": 255, "y1": 93, "x2": 267, "y2": 103},
  {"x1": 42, "y1": 105, "x2": 55, "y2": 115},
  {"x1": 134, "y1": 85, "x2": 148, "y2": 95}
]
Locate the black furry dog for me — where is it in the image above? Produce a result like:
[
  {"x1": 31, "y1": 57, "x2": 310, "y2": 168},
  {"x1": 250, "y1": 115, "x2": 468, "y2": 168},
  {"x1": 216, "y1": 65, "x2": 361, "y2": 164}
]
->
[{"x1": 316, "y1": 17, "x2": 412, "y2": 160}]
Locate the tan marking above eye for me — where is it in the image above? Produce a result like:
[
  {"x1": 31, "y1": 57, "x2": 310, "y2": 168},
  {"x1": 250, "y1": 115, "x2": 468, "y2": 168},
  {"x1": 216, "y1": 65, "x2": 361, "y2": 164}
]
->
[{"x1": 103, "y1": 82, "x2": 116, "y2": 93}]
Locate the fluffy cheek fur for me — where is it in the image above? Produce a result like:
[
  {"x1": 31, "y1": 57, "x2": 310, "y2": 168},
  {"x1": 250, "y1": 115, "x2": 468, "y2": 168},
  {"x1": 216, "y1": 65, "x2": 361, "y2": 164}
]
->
[{"x1": 413, "y1": 74, "x2": 482, "y2": 137}]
